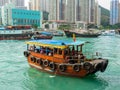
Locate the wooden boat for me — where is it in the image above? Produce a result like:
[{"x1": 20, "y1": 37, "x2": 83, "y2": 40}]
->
[
  {"x1": 0, "y1": 25, "x2": 34, "y2": 40},
  {"x1": 24, "y1": 40, "x2": 108, "y2": 77},
  {"x1": 64, "y1": 29, "x2": 101, "y2": 37},
  {"x1": 101, "y1": 30, "x2": 115, "y2": 36},
  {"x1": 31, "y1": 32, "x2": 53, "y2": 40},
  {"x1": 115, "y1": 29, "x2": 120, "y2": 37}
]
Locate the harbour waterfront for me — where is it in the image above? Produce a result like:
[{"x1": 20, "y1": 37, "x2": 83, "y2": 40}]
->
[{"x1": 0, "y1": 36, "x2": 120, "y2": 90}]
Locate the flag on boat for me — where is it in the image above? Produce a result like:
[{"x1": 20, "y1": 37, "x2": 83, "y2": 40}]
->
[{"x1": 73, "y1": 33, "x2": 76, "y2": 42}]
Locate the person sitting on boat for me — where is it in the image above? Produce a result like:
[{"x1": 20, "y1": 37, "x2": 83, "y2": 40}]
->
[
  {"x1": 48, "y1": 52, "x2": 52, "y2": 56},
  {"x1": 80, "y1": 54, "x2": 85, "y2": 62},
  {"x1": 72, "y1": 46, "x2": 75, "y2": 55},
  {"x1": 29, "y1": 46, "x2": 34, "y2": 51},
  {"x1": 78, "y1": 52, "x2": 85, "y2": 62},
  {"x1": 40, "y1": 47, "x2": 44, "y2": 54}
]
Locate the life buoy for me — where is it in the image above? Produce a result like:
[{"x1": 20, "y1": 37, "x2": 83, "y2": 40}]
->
[
  {"x1": 33, "y1": 57, "x2": 36, "y2": 63},
  {"x1": 30, "y1": 56, "x2": 34, "y2": 62},
  {"x1": 43, "y1": 60, "x2": 49, "y2": 67},
  {"x1": 100, "y1": 60, "x2": 108, "y2": 72},
  {"x1": 83, "y1": 62, "x2": 92, "y2": 70},
  {"x1": 39, "y1": 59, "x2": 43, "y2": 65},
  {"x1": 59, "y1": 64, "x2": 67, "y2": 72},
  {"x1": 24, "y1": 51, "x2": 29, "y2": 57},
  {"x1": 94, "y1": 63, "x2": 102, "y2": 71},
  {"x1": 36, "y1": 58, "x2": 40, "y2": 64},
  {"x1": 73, "y1": 64, "x2": 81, "y2": 72},
  {"x1": 49, "y1": 62, "x2": 56, "y2": 70}
]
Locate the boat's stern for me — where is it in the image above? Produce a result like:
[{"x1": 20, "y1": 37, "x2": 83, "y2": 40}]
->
[{"x1": 88, "y1": 58, "x2": 108, "y2": 74}]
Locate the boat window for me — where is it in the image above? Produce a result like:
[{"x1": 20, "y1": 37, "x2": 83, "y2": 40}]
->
[
  {"x1": 54, "y1": 48, "x2": 58, "y2": 54},
  {"x1": 29, "y1": 45, "x2": 34, "y2": 51},
  {"x1": 40, "y1": 47, "x2": 45, "y2": 54},
  {"x1": 34, "y1": 46, "x2": 40, "y2": 53},
  {"x1": 58, "y1": 49, "x2": 62, "y2": 55},
  {"x1": 64, "y1": 48, "x2": 70, "y2": 55}
]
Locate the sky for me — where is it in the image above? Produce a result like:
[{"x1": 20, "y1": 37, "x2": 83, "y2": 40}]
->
[
  {"x1": 25, "y1": 0, "x2": 111, "y2": 10},
  {"x1": 98, "y1": 0, "x2": 110, "y2": 10}
]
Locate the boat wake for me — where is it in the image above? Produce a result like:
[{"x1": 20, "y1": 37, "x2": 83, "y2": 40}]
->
[{"x1": 49, "y1": 75, "x2": 56, "y2": 78}]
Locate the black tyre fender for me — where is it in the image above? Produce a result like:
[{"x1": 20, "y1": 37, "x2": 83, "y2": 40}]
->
[
  {"x1": 39, "y1": 58, "x2": 43, "y2": 65},
  {"x1": 72, "y1": 64, "x2": 81, "y2": 72},
  {"x1": 30, "y1": 56, "x2": 34, "y2": 62},
  {"x1": 49, "y1": 62, "x2": 57, "y2": 70},
  {"x1": 94, "y1": 63, "x2": 102, "y2": 71},
  {"x1": 83, "y1": 62, "x2": 92, "y2": 70},
  {"x1": 100, "y1": 60, "x2": 108, "y2": 72},
  {"x1": 59, "y1": 64, "x2": 67, "y2": 72},
  {"x1": 24, "y1": 51, "x2": 29, "y2": 57},
  {"x1": 43, "y1": 60, "x2": 49, "y2": 67}
]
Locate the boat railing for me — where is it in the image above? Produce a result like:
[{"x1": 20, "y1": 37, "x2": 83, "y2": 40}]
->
[
  {"x1": 65, "y1": 55, "x2": 84, "y2": 63},
  {"x1": 83, "y1": 52, "x2": 102, "y2": 59}
]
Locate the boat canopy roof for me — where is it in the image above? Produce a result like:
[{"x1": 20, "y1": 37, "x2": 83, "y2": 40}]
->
[{"x1": 26, "y1": 40, "x2": 85, "y2": 49}]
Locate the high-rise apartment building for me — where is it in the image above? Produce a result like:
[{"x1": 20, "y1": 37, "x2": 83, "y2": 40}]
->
[
  {"x1": 0, "y1": 0, "x2": 26, "y2": 9},
  {"x1": 1, "y1": 3, "x2": 15, "y2": 25},
  {"x1": 15, "y1": 0, "x2": 27, "y2": 9},
  {"x1": 65, "y1": 0, "x2": 96, "y2": 24},
  {"x1": 29, "y1": 0, "x2": 100, "y2": 28},
  {"x1": 49, "y1": 0, "x2": 66, "y2": 21},
  {"x1": 29, "y1": 0, "x2": 49, "y2": 11},
  {"x1": 0, "y1": 7, "x2": 2, "y2": 25},
  {"x1": 95, "y1": 1, "x2": 101, "y2": 26},
  {"x1": 29, "y1": 0, "x2": 40, "y2": 11},
  {"x1": 0, "y1": 0, "x2": 11, "y2": 6},
  {"x1": 110, "y1": 0, "x2": 119, "y2": 25}
]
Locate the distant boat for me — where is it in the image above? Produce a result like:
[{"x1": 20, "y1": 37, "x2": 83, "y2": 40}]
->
[
  {"x1": 64, "y1": 29, "x2": 101, "y2": 37},
  {"x1": 115, "y1": 29, "x2": 120, "y2": 36},
  {"x1": 0, "y1": 25, "x2": 34, "y2": 40},
  {"x1": 50, "y1": 30, "x2": 64, "y2": 36},
  {"x1": 31, "y1": 31, "x2": 53, "y2": 40},
  {"x1": 101, "y1": 30, "x2": 115, "y2": 36}
]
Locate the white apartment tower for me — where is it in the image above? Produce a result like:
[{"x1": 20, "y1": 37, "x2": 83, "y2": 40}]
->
[
  {"x1": 65, "y1": 0, "x2": 96, "y2": 24},
  {"x1": 29, "y1": 0, "x2": 100, "y2": 27},
  {"x1": 95, "y1": 1, "x2": 101, "y2": 26},
  {"x1": 15, "y1": 0, "x2": 27, "y2": 9},
  {"x1": 0, "y1": 0, "x2": 14, "y2": 6},
  {"x1": 1, "y1": 3, "x2": 15, "y2": 25},
  {"x1": 49, "y1": 0, "x2": 66, "y2": 21},
  {"x1": 0, "y1": 0, "x2": 26, "y2": 9},
  {"x1": 110, "y1": 0, "x2": 119, "y2": 25},
  {"x1": 0, "y1": 7, "x2": 2, "y2": 25},
  {"x1": 29, "y1": 0, "x2": 40, "y2": 11}
]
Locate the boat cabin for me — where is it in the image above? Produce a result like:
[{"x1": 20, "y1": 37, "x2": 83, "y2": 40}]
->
[{"x1": 26, "y1": 40, "x2": 85, "y2": 63}]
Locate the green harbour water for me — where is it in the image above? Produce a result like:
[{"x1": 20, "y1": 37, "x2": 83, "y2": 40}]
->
[{"x1": 0, "y1": 36, "x2": 120, "y2": 90}]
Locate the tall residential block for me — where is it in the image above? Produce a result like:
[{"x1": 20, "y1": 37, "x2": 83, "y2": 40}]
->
[
  {"x1": 0, "y1": 0, "x2": 10, "y2": 6},
  {"x1": 110, "y1": 0, "x2": 119, "y2": 25},
  {"x1": 0, "y1": 7, "x2": 2, "y2": 25},
  {"x1": 95, "y1": 1, "x2": 101, "y2": 26},
  {"x1": 29, "y1": 0, "x2": 40, "y2": 11},
  {"x1": 29, "y1": 0, "x2": 100, "y2": 27},
  {"x1": 65, "y1": 0, "x2": 96, "y2": 24},
  {"x1": 1, "y1": 3, "x2": 15, "y2": 26},
  {"x1": 0, "y1": 0, "x2": 26, "y2": 9},
  {"x1": 15, "y1": 0, "x2": 27, "y2": 9}
]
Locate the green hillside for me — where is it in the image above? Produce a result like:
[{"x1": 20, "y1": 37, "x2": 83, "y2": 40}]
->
[{"x1": 100, "y1": 6, "x2": 110, "y2": 26}]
